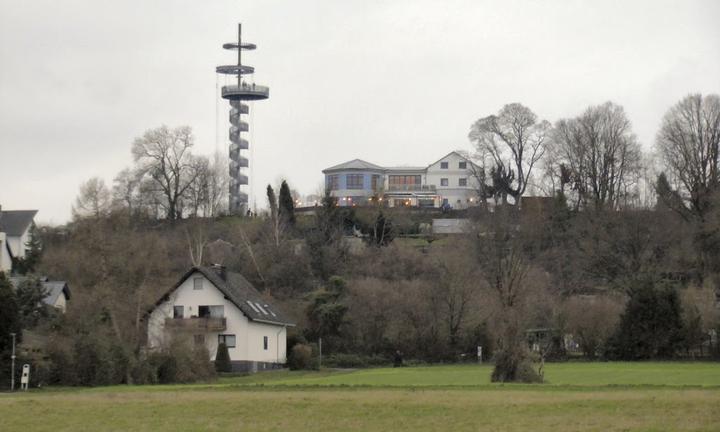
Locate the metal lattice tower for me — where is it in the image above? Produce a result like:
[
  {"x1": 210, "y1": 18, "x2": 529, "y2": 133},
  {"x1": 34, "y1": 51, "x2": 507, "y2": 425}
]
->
[{"x1": 216, "y1": 23, "x2": 269, "y2": 215}]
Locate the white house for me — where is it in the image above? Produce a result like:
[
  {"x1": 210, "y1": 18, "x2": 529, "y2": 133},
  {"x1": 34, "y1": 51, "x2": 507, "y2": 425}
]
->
[
  {"x1": 323, "y1": 151, "x2": 481, "y2": 209},
  {"x1": 0, "y1": 208, "x2": 38, "y2": 273},
  {"x1": 147, "y1": 265, "x2": 295, "y2": 372}
]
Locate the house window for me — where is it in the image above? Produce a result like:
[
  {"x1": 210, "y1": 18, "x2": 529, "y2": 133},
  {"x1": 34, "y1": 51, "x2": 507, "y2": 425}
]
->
[
  {"x1": 193, "y1": 278, "x2": 203, "y2": 290},
  {"x1": 459, "y1": 161, "x2": 467, "y2": 169},
  {"x1": 326, "y1": 175, "x2": 339, "y2": 191},
  {"x1": 371, "y1": 175, "x2": 381, "y2": 191},
  {"x1": 218, "y1": 334, "x2": 236, "y2": 348},
  {"x1": 440, "y1": 178, "x2": 449, "y2": 186},
  {"x1": 263, "y1": 336, "x2": 269, "y2": 350},
  {"x1": 173, "y1": 305, "x2": 184, "y2": 319},
  {"x1": 459, "y1": 178, "x2": 467, "y2": 187},
  {"x1": 194, "y1": 334, "x2": 205, "y2": 346},
  {"x1": 346, "y1": 174, "x2": 364, "y2": 190},
  {"x1": 440, "y1": 162, "x2": 449, "y2": 169}
]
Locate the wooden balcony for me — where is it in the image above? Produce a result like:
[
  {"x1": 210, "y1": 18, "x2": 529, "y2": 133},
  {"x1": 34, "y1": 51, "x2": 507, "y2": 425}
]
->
[{"x1": 165, "y1": 317, "x2": 227, "y2": 332}]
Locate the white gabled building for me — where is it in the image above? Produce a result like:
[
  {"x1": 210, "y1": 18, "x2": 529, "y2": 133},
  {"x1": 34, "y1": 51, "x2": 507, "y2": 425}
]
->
[
  {"x1": 147, "y1": 265, "x2": 295, "y2": 372},
  {"x1": 0, "y1": 209, "x2": 38, "y2": 273}
]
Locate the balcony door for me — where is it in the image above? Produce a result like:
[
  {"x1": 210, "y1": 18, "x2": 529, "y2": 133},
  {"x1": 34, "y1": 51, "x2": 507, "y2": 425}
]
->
[{"x1": 198, "y1": 305, "x2": 225, "y2": 318}]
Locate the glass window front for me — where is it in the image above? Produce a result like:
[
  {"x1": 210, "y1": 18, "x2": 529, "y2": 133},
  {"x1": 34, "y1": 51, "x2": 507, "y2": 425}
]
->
[
  {"x1": 173, "y1": 305, "x2": 184, "y2": 319},
  {"x1": 326, "y1": 175, "x2": 339, "y2": 190},
  {"x1": 388, "y1": 175, "x2": 421, "y2": 186},
  {"x1": 346, "y1": 174, "x2": 364, "y2": 189}
]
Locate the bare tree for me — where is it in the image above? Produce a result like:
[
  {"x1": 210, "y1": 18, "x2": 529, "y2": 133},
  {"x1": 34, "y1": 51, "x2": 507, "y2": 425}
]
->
[
  {"x1": 131, "y1": 125, "x2": 200, "y2": 220},
  {"x1": 550, "y1": 102, "x2": 642, "y2": 210},
  {"x1": 656, "y1": 93, "x2": 720, "y2": 219},
  {"x1": 469, "y1": 103, "x2": 550, "y2": 205},
  {"x1": 475, "y1": 209, "x2": 542, "y2": 382},
  {"x1": 72, "y1": 177, "x2": 111, "y2": 219},
  {"x1": 111, "y1": 168, "x2": 140, "y2": 213}
]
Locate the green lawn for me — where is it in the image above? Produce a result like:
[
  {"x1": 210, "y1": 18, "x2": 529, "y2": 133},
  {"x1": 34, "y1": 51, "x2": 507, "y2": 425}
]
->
[
  {"x1": 218, "y1": 362, "x2": 720, "y2": 388},
  {"x1": 1, "y1": 362, "x2": 719, "y2": 431}
]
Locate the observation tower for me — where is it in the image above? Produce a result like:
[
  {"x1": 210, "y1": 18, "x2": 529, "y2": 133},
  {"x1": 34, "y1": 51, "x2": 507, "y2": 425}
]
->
[{"x1": 216, "y1": 23, "x2": 269, "y2": 215}]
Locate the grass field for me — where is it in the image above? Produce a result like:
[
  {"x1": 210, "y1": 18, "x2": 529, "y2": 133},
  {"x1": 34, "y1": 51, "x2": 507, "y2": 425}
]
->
[{"x1": 1, "y1": 362, "x2": 719, "y2": 431}]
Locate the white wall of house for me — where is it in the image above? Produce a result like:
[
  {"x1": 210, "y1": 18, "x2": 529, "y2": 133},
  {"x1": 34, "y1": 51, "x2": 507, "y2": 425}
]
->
[
  {"x1": 6, "y1": 229, "x2": 30, "y2": 259},
  {"x1": 147, "y1": 271, "x2": 287, "y2": 364},
  {"x1": 0, "y1": 232, "x2": 11, "y2": 272},
  {"x1": 54, "y1": 294, "x2": 67, "y2": 313},
  {"x1": 426, "y1": 153, "x2": 479, "y2": 209}
]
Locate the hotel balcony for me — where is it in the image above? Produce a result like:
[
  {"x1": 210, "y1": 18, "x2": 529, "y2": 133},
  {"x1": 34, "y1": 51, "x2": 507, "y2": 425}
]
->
[
  {"x1": 222, "y1": 84, "x2": 270, "y2": 101},
  {"x1": 165, "y1": 317, "x2": 227, "y2": 332},
  {"x1": 387, "y1": 184, "x2": 437, "y2": 192}
]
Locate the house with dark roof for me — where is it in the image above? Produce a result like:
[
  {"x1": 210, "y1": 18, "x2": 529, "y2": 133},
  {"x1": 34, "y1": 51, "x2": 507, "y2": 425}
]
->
[
  {"x1": 147, "y1": 265, "x2": 295, "y2": 372},
  {"x1": 0, "y1": 208, "x2": 38, "y2": 273},
  {"x1": 9, "y1": 276, "x2": 71, "y2": 313}
]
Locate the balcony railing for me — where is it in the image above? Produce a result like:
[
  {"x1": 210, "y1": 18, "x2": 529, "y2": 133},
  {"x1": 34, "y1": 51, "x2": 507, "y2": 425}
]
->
[
  {"x1": 165, "y1": 317, "x2": 227, "y2": 332},
  {"x1": 222, "y1": 84, "x2": 270, "y2": 101},
  {"x1": 387, "y1": 184, "x2": 437, "y2": 192}
]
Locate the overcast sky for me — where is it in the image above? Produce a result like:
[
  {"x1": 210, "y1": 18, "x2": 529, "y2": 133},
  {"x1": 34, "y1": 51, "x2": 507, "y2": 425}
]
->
[{"x1": 1, "y1": 0, "x2": 718, "y2": 224}]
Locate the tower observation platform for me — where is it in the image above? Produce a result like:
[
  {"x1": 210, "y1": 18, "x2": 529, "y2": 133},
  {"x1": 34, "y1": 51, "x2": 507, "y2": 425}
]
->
[{"x1": 216, "y1": 24, "x2": 269, "y2": 215}]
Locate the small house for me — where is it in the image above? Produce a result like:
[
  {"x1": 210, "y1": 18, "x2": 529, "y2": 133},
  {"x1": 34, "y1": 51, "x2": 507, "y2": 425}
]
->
[{"x1": 147, "y1": 265, "x2": 295, "y2": 372}]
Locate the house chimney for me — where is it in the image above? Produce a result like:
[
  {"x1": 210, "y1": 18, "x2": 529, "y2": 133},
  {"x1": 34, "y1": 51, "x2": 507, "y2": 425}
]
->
[{"x1": 211, "y1": 263, "x2": 227, "y2": 280}]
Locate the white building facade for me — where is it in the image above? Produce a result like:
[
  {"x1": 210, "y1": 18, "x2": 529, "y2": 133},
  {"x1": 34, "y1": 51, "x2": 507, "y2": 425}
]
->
[
  {"x1": 322, "y1": 152, "x2": 481, "y2": 209},
  {"x1": 147, "y1": 266, "x2": 294, "y2": 372},
  {"x1": 0, "y1": 209, "x2": 38, "y2": 273}
]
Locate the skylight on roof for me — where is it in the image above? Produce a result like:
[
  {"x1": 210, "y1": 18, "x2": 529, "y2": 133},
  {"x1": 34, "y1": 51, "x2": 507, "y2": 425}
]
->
[
  {"x1": 246, "y1": 300, "x2": 260, "y2": 313},
  {"x1": 255, "y1": 302, "x2": 269, "y2": 315}
]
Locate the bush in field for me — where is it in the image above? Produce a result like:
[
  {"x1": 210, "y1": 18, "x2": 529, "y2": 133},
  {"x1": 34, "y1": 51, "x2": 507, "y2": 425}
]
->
[
  {"x1": 288, "y1": 343, "x2": 316, "y2": 370},
  {"x1": 215, "y1": 342, "x2": 232, "y2": 373}
]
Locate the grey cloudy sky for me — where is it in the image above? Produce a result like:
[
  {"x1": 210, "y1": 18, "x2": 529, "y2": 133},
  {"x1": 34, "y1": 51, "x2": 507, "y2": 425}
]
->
[{"x1": 1, "y1": 0, "x2": 718, "y2": 224}]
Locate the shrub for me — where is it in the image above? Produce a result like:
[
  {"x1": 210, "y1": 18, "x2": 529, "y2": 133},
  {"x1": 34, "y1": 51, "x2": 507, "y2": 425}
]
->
[
  {"x1": 491, "y1": 351, "x2": 543, "y2": 383},
  {"x1": 288, "y1": 343, "x2": 315, "y2": 370},
  {"x1": 215, "y1": 342, "x2": 232, "y2": 373}
]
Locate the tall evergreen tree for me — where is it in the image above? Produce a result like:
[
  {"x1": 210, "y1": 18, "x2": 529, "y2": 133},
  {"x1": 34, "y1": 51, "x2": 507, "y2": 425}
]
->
[
  {"x1": 278, "y1": 180, "x2": 296, "y2": 226},
  {"x1": 0, "y1": 272, "x2": 21, "y2": 357},
  {"x1": 12, "y1": 223, "x2": 42, "y2": 275},
  {"x1": 606, "y1": 280, "x2": 685, "y2": 360}
]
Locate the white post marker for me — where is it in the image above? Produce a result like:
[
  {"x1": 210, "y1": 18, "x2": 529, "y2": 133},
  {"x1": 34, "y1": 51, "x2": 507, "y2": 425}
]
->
[
  {"x1": 477, "y1": 346, "x2": 483, "y2": 364},
  {"x1": 20, "y1": 364, "x2": 30, "y2": 391}
]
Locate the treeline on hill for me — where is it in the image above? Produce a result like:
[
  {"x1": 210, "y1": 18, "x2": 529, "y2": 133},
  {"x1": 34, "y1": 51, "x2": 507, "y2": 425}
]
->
[{"x1": 2, "y1": 93, "x2": 720, "y2": 388}]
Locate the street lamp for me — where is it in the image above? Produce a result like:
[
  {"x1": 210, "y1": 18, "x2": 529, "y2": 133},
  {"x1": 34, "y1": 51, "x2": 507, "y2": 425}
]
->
[{"x1": 10, "y1": 332, "x2": 16, "y2": 391}]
